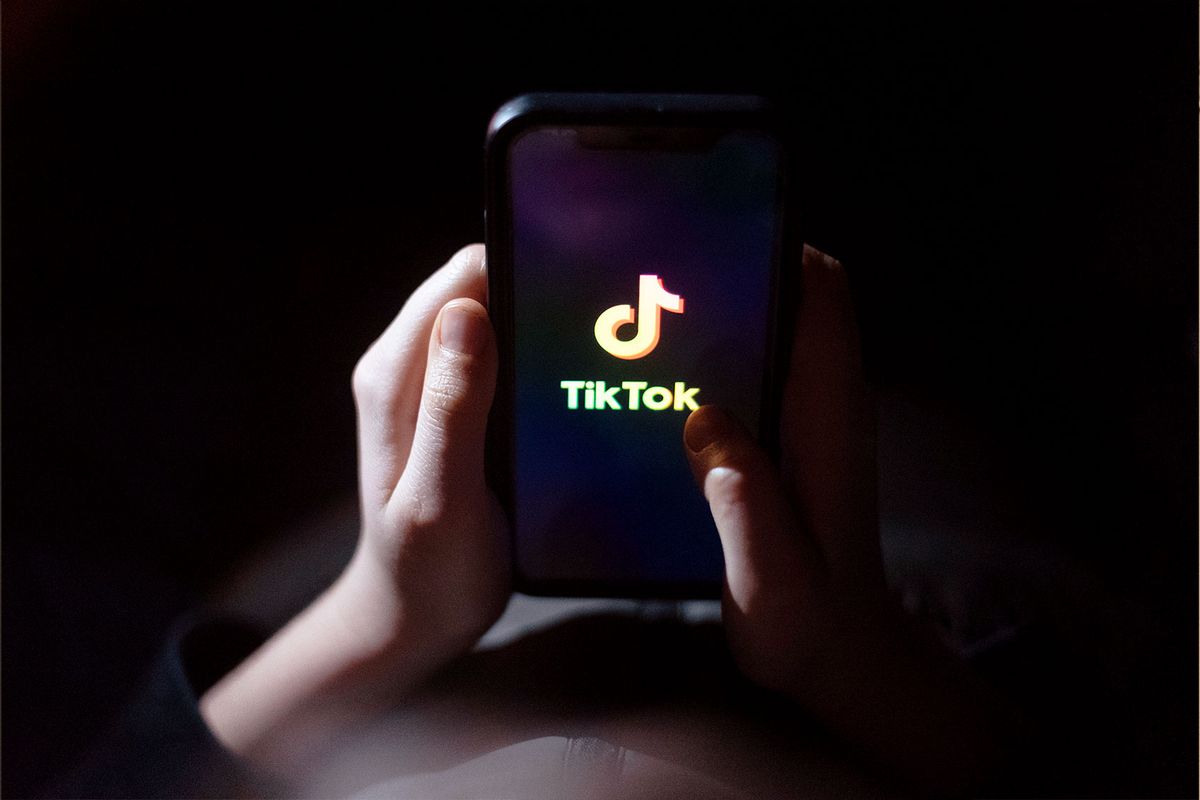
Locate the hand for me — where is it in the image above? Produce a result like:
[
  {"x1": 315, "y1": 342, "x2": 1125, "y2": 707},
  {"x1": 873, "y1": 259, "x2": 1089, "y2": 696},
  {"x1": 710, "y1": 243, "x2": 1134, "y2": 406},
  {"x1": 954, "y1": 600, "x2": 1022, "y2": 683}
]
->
[
  {"x1": 684, "y1": 246, "x2": 1012, "y2": 795},
  {"x1": 684, "y1": 245, "x2": 886, "y2": 694},
  {"x1": 343, "y1": 242, "x2": 509, "y2": 665},
  {"x1": 201, "y1": 245, "x2": 510, "y2": 773}
]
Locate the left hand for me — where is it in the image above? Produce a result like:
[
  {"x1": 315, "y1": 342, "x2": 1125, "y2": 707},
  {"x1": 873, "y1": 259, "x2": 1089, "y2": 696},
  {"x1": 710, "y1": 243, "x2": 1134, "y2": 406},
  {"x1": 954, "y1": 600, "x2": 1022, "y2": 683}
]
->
[
  {"x1": 340, "y1": 242, "x2": 510, "y2": 668},
  {"x1": 201, "y1": 244, "x2": 511, "y2": 773}
]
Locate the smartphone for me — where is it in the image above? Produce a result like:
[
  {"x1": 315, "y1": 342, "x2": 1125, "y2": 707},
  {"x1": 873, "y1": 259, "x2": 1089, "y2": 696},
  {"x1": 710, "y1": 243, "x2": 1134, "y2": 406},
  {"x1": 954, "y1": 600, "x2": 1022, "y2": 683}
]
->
[{"x1": 485, "y1": 93, "x2": 793, "y2": 598}]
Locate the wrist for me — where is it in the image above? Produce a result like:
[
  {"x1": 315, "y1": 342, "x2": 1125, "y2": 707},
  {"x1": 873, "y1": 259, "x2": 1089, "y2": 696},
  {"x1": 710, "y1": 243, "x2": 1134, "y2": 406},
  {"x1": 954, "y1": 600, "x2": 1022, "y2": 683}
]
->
[
  {"x1": 326, "y1": 543, "x2": 483, "y2": 682},
  {"x1": 199, "y1": 554, "x2": 451, "y2": 774}
]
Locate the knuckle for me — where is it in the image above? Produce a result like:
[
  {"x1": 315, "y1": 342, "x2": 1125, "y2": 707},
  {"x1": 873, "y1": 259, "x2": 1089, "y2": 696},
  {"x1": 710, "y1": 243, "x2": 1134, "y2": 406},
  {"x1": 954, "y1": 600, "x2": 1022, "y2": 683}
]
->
[
  {"x1": 405, "y1": 495, "x2": 448, "y2": 536},
  {"x1": 394, "y1": 484, "x2": 468, "y2": 545},
  {"x1": 705, "y1": 465, "x2": 752, "y2": 514},
  {"x1": 451, "y1": 243, "x2": 486, "y2": 275},
  {"x1": 421, "y1": 359, "x2": 474, "y2": 426},
  {"x1": 352, "y1": 351, "x2": 385, "y2": 404},
  {"x1": 386, "y1": 482, "x2": 442, "y2": 533}
]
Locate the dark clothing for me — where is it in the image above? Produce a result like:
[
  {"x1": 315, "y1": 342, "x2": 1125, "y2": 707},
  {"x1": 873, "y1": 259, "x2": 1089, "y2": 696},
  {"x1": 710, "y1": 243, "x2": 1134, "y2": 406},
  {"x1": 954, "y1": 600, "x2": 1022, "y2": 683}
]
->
[{"x1": 52, "y1": 616, "x2": 285, "y2": 798}]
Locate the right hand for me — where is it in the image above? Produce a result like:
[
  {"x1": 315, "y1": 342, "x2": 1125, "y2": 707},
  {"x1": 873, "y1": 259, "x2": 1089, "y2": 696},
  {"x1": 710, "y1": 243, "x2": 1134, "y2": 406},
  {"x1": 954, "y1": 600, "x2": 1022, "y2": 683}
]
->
[
  {"x1": 684, "y1": 246, "x2": 1011, "y2": 796},
  {"x1": 684, "y1": 245, "x2": 888, "y2": 694}
]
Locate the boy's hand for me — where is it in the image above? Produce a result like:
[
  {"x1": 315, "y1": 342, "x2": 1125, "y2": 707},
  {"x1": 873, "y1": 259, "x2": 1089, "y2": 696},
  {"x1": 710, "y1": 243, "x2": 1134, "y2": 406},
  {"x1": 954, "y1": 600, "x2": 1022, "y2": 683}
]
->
[
  {"x1": 684, "y1": 246, "x2": 1011, "y2": 795},
  {"x1": 340, "y1": 243, "x2": 509, "y2": 669},
  {"x1": 684, "y1": 245, "x2": 887, "y2": 696},
  {"x1": 201, "y1": 245, "x2": 510, "y2": 773}
]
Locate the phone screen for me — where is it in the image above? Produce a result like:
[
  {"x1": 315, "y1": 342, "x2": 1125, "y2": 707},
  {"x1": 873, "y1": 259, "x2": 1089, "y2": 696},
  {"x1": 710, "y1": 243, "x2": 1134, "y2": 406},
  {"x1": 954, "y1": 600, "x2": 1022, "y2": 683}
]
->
[{"x1": 505, "y1": 124, "x2": 783, "y2": 593}]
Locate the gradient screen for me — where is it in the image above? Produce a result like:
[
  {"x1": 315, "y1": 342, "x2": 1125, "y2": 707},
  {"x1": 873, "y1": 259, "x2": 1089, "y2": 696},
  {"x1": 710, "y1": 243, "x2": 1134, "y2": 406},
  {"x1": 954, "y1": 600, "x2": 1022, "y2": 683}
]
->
[{"x1": 509, "y1": 126, "x2": 782, "y2": 590}]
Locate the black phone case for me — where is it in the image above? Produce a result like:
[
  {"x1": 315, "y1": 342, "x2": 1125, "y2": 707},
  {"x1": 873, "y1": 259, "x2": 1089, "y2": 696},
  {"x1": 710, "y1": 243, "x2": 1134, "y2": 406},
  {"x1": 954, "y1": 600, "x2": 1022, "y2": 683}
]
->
[{"x1": 484, "y1": 93, "x2": 800, "y2": 598}]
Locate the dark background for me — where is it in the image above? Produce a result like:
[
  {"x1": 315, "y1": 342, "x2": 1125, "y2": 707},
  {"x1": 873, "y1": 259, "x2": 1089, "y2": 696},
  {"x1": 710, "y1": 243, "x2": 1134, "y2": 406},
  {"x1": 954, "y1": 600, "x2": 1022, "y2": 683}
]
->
[{"x1": 4, "y1": 3, "x2": 1196, "y2": 796}]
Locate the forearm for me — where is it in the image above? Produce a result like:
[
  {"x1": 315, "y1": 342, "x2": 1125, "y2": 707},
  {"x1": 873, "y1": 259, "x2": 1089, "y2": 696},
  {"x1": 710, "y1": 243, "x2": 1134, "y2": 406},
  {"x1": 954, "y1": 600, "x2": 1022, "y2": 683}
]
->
[{"x1": 198, "y1": 553, "x2": 438, "y2": 776}]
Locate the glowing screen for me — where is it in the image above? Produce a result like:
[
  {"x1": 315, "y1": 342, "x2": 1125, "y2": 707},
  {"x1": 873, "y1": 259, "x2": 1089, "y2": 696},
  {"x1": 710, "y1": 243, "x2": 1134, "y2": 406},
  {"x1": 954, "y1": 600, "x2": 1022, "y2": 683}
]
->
[{"x1": 510, "y1": 127, "x2": 781, "y2": 588}]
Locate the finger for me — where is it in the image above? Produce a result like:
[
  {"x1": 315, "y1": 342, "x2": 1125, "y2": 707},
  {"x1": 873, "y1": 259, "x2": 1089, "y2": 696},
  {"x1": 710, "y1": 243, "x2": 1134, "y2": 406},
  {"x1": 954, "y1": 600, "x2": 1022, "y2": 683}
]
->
[
  {"x1": 353, "y1": 244, "x2": 487, "y2": 512},
  {"x1": 389, "y1": 298, "x2": 497, "y2": 525},
  {"x1": 780, "y1": 245, "x2": 881, "y2": 582},
  {"x1": 684, "y1": 405, "x2": 823, "y2": 612}
]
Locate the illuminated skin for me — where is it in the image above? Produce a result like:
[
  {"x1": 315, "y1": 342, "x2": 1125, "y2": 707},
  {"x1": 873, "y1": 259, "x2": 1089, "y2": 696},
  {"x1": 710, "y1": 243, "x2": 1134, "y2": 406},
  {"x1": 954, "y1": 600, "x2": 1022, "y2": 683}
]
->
[
  {"x1": 200, "y1": 246, "x2": 509, "y2": 777},
  {"x1": 594, "y1": 274, "x2": 684, "y2": 359},
  {"x1": 200, "y1": 244, "x2": 1012, "y2": 796}
]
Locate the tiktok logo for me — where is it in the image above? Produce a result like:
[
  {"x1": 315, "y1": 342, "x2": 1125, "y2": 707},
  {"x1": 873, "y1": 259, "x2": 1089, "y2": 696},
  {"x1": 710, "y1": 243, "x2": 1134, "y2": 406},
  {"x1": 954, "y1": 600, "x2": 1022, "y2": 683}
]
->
[
  {"x1": 562, "y1": 274, "x2": 698, "y2": 412},
  {"x1": 593, "y1": 275, "x2": 684, "y2": 360}
]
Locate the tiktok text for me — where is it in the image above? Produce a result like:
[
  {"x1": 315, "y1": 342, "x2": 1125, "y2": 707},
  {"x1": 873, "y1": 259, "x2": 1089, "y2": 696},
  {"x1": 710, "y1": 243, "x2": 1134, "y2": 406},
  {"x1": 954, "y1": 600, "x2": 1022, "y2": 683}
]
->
[{"x1": 559, "y1": 380, "x2": 700, "y2": 411}]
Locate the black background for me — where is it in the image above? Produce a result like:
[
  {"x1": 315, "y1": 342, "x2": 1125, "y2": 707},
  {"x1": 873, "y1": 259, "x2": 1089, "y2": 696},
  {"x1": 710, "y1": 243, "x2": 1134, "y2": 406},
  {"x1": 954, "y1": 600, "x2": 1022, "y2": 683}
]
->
[{"x1": 4, "y1": 3, "x2": 1196, "y2": 796}]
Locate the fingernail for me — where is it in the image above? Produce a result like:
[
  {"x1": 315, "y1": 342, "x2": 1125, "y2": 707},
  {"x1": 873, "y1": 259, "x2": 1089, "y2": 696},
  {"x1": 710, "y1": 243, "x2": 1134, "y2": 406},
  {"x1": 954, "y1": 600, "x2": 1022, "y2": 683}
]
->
[
  {"x1": 802, "y1": 243, "x2": 840, "y2": 272},
  {"x1": 684, "y1": 405, "x2": 735, "y2": 454},
  {"x1": 801, "y1": 244, "x2": 847, "y2": 296},
  {"x1": 439, "y1": 302, "x2": 487, "y2": 356}
]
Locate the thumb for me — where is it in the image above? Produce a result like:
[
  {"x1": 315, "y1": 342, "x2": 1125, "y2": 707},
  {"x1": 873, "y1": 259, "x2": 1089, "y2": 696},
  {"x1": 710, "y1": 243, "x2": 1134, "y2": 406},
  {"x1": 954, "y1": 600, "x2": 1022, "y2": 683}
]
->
[
  {"x1": 390, "y1": 298, "x2": 496, "y2": 518},
  {"x1": 684, "y1": 406, "x2": 823, "y2": 612}
]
